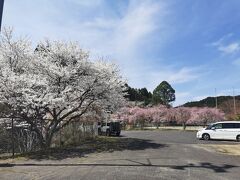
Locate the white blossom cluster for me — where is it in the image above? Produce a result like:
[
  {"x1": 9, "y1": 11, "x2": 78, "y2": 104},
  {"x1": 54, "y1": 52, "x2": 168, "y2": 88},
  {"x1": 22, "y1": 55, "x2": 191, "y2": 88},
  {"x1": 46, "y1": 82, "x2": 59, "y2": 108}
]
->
[{"x1": 0, "y1": 28, "x2": 126, "y2": 139}]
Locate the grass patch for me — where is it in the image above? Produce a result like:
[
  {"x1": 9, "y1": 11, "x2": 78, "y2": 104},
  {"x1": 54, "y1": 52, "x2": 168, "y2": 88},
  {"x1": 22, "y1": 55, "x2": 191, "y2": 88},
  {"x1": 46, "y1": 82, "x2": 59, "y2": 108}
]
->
[{"x1": 0, "y1": 136, "x2": 166, "y2": 161}]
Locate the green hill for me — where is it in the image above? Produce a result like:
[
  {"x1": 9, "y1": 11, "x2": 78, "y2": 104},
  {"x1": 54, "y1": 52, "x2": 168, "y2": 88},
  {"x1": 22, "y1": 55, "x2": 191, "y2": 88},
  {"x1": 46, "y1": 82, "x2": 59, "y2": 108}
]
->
[
  {"x1": 183, "y1": 95, "x2": 240, "y2": 119},
  {"x1": 183, "y1": 95, "x2": 240, "y2": 108}
]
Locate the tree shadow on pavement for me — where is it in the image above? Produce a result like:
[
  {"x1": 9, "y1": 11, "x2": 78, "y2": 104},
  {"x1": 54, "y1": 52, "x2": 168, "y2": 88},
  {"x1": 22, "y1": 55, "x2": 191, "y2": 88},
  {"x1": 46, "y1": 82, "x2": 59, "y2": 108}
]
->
[
  {"x1": 171, "y1": 162, "x2": 238, "y2": 173},
  {"x1": 0, "y1": 161, "x2": 238, "y2": 173},
  {"x1": 0, "y1": 137, "x2": 167, "y2": 160}
]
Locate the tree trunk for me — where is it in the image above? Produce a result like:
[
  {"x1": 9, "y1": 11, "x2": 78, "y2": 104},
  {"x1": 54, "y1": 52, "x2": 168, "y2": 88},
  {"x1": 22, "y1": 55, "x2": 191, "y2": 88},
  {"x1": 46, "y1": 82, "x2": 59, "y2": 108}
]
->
[
  {"x1": 182, "y1": 123, "x2": 186, "y2": 130},
  {"x1": 31, "y1": 126, "x2": 47, "y2": 150},
  {"x1": 45, "y1": 133, "x2": 54, "y2": 149}
]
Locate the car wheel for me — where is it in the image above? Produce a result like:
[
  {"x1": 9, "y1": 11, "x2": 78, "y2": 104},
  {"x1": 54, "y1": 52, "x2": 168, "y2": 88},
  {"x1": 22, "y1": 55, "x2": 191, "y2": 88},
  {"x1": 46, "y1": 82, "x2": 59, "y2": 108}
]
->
[
  {"x1": 236, "y1": 135, "x2": 240, "y2": 142},
  {"x1": 202, "y1": 133, "x2": 210, "y2": 140},
  {"x1": 116, "y1": 132, "x2": 120, "y2": 136}
]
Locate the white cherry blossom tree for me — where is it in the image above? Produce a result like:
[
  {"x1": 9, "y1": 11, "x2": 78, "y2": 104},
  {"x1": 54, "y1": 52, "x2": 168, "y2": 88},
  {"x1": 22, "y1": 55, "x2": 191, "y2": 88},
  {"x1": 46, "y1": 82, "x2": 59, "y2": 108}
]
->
[{"x1": 0, "y1": 29, "x2": 126, "y2": 148}]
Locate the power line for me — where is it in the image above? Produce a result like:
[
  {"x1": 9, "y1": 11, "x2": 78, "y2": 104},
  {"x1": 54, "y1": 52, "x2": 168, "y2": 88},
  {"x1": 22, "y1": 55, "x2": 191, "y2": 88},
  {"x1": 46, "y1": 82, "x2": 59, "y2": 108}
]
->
[
  {"x1": 233, "y1": 87, "x2": 237, "y2": 115},
  {"x1": 215, "y1": 88, "x2": 217, "y2": 109}
]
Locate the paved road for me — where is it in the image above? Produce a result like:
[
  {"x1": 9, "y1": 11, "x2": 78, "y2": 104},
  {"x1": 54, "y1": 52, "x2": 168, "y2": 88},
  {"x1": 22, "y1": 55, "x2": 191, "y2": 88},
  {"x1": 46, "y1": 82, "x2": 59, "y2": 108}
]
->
[
  {"x1": 123, "y1": 130, "x2": 239, "y2": 145},
  {"x1": 0, "y1": 130, "x2": 240, "y2": 180}
]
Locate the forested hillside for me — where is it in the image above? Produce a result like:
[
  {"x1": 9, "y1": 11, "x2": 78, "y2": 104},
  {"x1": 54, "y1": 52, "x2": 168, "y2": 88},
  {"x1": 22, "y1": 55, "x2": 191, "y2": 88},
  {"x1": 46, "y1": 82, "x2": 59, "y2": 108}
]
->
[{"x1": 183, "y1": 96, "x2": 240, "y2": 119}]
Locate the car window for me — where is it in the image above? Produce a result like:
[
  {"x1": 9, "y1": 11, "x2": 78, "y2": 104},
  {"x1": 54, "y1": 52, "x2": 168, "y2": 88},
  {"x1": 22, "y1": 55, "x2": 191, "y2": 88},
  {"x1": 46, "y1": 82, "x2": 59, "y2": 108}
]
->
[
  {"x1": 214, "y1": 123, "x2": 222, "y2": 129},
  {"x1": 234, "y1": 123, "x2": 240, "y2": 128},
  {"x1": 222, "y1": 123, "x2": 235, "y2": 129},
  {"x1": 206, "y1": 124, "x2": 213, "y2": 130}
]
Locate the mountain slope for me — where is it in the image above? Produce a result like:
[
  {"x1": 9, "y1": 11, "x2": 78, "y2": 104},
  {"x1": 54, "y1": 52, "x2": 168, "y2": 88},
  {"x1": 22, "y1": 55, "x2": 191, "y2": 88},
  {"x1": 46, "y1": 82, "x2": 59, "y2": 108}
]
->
[{"x1": 183, "y1": 95, "x2": 240, "y2": 119}]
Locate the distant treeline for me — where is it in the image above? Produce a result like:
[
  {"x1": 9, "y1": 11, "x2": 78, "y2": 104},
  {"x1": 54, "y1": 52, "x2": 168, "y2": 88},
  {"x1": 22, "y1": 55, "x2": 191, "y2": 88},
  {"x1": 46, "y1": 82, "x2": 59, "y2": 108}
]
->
[
  {"x1": 183, "y1": 96, "x2": 240, "y2": 119},
  {"x1": 183, "y1": 96, "x2": 240, "y2": 108},
  {"x1": 124, "y1": 81, "x2": 176, "y2": 106},
  {"x1": 124, "y1": 84, "x2": 152, "y2": 105}
]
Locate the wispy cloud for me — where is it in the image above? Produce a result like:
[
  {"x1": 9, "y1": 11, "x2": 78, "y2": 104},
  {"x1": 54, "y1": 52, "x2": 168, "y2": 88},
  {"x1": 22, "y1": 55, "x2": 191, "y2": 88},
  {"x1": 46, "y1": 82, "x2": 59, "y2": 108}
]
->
[
  {"x1": 113, "y1": 1, "x2": 166, "y2": 53},
  {"x1": 85, "y1": 0, "x2": 168, "y2": 58},
  {"x1": 147, "y1": 66, "x2": 201, "y2": 92},
  {"x1": 218, "y1": 42, "x2": 240, "y2": 54},
  {"x1": 3, "y1": 0, "x2": 173, "y2": 86},
  {"x1": 166, "y1": 67, "x2": 200, "y2": 84},
  {"x1": 4, "y1": 0, "x2": 240, "y2": 106},
  {"x1": 211, "y1": 34, "x2": 240, "y2": 54},
  {"x1": 211, "y1": 33, "x2": 233, "y2": 46},
  {"x1": 2, "y1": 0, "x2": 168, "y2": 57}
]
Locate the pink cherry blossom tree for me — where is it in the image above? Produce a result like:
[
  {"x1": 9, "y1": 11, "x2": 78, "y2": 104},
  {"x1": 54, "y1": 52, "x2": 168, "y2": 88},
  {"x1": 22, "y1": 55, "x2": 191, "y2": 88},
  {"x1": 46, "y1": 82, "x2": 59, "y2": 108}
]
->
[
  {"x1": 194, "y1": 107, "x2": 225, "y2": 126},
  {"x1": 150, "y1": 105, "x2": 169, "y2": 128},
  {"x1": 173, "y1": 107, "x2": 191, "y2": 130},
  {"x1": 115, "y1": 106, "x2": 225, "y2": 130}
]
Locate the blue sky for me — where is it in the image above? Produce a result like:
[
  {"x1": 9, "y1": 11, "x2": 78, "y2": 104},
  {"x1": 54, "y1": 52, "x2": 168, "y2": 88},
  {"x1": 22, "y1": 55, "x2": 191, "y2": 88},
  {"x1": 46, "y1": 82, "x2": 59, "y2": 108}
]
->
[{"x1": 2, "y1": 0, "x2": 240, "y2": 105}]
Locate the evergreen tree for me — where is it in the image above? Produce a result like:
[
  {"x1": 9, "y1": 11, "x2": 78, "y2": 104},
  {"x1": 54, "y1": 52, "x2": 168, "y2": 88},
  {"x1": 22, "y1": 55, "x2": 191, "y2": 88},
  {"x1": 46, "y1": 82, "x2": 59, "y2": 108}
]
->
[{"x1": 152, "y1": 81, "x2": 175, "y2": 105}]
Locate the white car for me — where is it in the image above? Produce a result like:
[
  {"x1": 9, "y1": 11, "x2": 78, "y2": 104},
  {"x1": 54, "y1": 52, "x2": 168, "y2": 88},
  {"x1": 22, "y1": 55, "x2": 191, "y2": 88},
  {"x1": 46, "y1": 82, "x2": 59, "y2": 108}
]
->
[{"x1": 196, "y1": 121, "x2": 240, "y2": 141}]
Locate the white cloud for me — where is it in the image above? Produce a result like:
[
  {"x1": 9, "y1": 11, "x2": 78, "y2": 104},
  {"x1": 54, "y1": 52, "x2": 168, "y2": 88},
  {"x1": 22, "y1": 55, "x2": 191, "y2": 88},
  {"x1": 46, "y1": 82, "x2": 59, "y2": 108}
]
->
[
  {"x1": 4, "y1": 0, "x2": 200, "y2": 106},
  {"x1": 3, "y1": 1, "x2": 170, "y2": 62},
  {"x1": 218, "y1": 42, "x2": 240, "y2": 54},
  {"x1": 79, "y1": 0, "x2": 169, "y2": 57},
  {"x1": 211, "y1": 34, "x2": 240, "y2": 54},
  {"x1": 167, "y1": 68, "x2": 200, "y2": 84},
  {"x1": 3, "y1": 0, "x2": 167, "y2": 54},
  {"x1": 211, "y1": 33, "x2": 233, "y2": 46},
  {"x1": 113, "y1": 1, "x2": 166, "y2": 53},
  {"x1": 147, "y1": 67, "x2": 200, "y2": 91}
]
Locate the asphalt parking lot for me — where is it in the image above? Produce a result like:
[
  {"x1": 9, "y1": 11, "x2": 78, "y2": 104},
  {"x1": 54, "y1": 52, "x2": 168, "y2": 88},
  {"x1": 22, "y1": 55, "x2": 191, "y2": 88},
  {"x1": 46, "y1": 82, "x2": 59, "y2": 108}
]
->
[
  {"x1": 122, "y1": 130, "x2": 239, "y2": 145},
  {"x1": 0, "y1": 130, "x2": 240, "y2": 180}
]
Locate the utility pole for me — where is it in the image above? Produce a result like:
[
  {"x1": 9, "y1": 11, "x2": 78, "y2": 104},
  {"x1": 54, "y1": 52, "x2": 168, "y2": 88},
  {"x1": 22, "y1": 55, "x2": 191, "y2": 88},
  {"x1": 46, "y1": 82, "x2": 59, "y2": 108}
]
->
[
  {"x1": 0, "y1": 0, "x2": 4, "y2": 31},
  {"x1": 11, "y1": 117, "x2": 15, "y2": 158},
  {"x1": 215, "y1": 88, "x2": 218, "y2": 109},
  {"x1": 233, "y1": 87, "x2": 237, "y2": 115}
]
